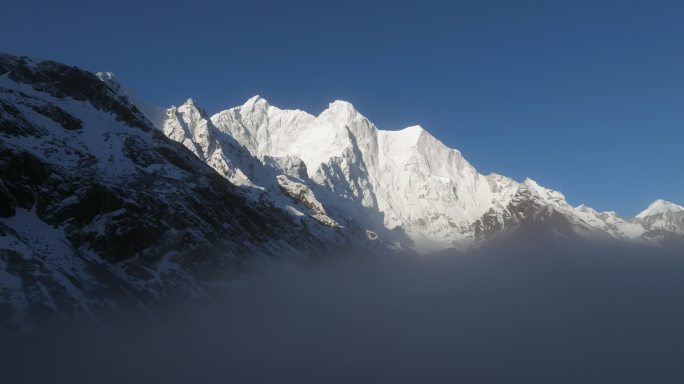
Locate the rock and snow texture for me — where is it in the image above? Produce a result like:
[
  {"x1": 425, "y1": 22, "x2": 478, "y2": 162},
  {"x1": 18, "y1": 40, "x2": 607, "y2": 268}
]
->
[
  {"x1": 162, "y1": 98, "x2": 259, "y2": 188},
  {"x1": 634, "y1": 200, "x2": 684, "y2": 244},
  {"x1": 636, "y1": 199, "x2": 684, "y2": 219},
  {"x1": 573, "y1": 205, "x2": 645, "y2": 239},
  {"x1": 208, "y1": 97, "x2": 495, "y2": 251},
  {"x1": 0, "y1": 54, "x2": 352, "y2": 326},
  {"x1": 159, "y1": 96, "x2": 369, "y2": 236},
  {"x1": 1, "y1": 52, "x2": 682, "y2": 325},
  {"x1": 154, "y1": 94, "x2": 683, "y2": 252},
  {"x1": 204, "y1": 96, "x2": 684, "y2": 250}
]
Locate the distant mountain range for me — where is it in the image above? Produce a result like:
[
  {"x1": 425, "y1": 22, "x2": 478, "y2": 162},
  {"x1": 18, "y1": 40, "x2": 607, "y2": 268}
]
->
[{"x1": 0, "y1": 53, "x2": 682, "y2": 327}]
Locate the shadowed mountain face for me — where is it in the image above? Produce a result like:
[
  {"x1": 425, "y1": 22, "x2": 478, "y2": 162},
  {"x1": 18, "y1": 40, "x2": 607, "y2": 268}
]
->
[
  {"x1": 0, "y1": 53, "x2": 682, "y2": 328},
  {"x1": 0, "y1": 53, "x2": 359, "y2": 327}
]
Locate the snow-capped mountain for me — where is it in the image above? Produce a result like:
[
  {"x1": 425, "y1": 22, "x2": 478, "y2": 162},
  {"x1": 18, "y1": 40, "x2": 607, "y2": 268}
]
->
[
  {"x1": 181, "y1": 95, "x2": 679, "y2": 251},
  {"x1": 162, "y1": 97, "x2": 261, "y2": 188},
  {"x1": 1, "y1": 53, "x2": 682, "y2": 326},
  {"x1": 636, "y1": 199, "x2": 684, "y2": 220},
  {"x1": 157, "y1": 95, "x2": 375, "y2": 244},
  {"x1": 88, "y1": 68, "x2": 684, "y2": 254},
  {"x1": 208, "y1": 96, "x2": 503, "y2": 251},
  {"x1": 0, "y1": 53, "x2": 360, "y2": 327},
  {"x1": 634, "y1": 200, "x2": 684, "y2": 245}
]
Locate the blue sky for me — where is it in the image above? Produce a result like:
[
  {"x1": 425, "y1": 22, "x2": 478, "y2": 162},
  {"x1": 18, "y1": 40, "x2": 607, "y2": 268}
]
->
[{"x1": 2, "y1": 0, "x2": 682, "y2": 216}]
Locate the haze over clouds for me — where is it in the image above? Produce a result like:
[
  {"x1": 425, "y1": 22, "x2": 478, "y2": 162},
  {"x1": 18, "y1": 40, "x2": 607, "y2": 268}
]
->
[
  {"x1": 1, "y1": 2, "x2": 683, "y2": 382},
  {"x1": 4, "y1": 245, "x2": 684, "y2": 384}
]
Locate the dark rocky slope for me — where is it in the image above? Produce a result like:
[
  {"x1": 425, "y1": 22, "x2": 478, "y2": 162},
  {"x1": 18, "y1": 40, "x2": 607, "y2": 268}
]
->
[{"x1": 0, "y1": 53, "x2": 342, "y2": 327}]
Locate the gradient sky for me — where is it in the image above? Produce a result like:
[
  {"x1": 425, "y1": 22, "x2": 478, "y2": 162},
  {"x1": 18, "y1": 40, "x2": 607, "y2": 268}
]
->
[{"x1": 2, "y1": 0, "x2": 682, "y2": 216}]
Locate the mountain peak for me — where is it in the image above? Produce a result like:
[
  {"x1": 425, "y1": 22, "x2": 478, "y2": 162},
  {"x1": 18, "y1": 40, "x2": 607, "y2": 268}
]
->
[
  {"x1": 322, "y1": 100, "x2": 358, "y2": 117},
  {"x1": 328, "y1": 99, "x2": 355, "y2": 109},
  {"x1": 242, "y1": 95, "x2": 270, "y2": 110},
  {"x1": 518, "y1": 178, "x2": 569, "y2": 209},
  {"x1": 576, "y1": 204, "x2": 599, "y2": 215},
  {"x1": 392, "y1": 125, "x2": 425, "y2": 142},
  {"x1": 96, "y1": 71, "x2": 124, "y2": 94},
  {"x1": 176, "y1": 98, "x2": 211, "y2": 120},
  {"x1": 179, "y1": 97, "x2": 203, "y2": 112},
  {"x1": 377, "y1": 125, "x2": 427, "y2": 153},
  {"x1": 96, "y1": 71, "x2": 116, "y2": 82},
  {"x1": 635, "y1": 199, "x2": 684, "y2": 219},
  {"x1": 520, "y1": 178, "x2": 545, "y2": 199},
  {"x1": 522, "y1": 178, "x2": 540, "y2": 188}
]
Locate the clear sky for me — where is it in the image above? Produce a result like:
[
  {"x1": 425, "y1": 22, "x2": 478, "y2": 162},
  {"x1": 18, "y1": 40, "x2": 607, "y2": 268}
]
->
[{"x1": 2, "y1": 0, "x2": 682, "y2": 216}]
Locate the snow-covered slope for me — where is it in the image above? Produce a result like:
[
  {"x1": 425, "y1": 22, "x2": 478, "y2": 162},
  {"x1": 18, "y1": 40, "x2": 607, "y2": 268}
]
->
[
  {"x1": 203, "y1": 96, "x2": 682, "y2": 250},
  {"x1": 158, "y1": 96, "x2": 379, "y2": 244},
  {"x1": 634, "y1": 200, "x2": 684, "y2": 245},
  {"x1": 208, "y1": 96, "x2": 665, "y2": 251},
  {"x1": 162, "y1": 98, "x2": 259, "y2": 188},
  {"x1": 573, "y1": 205, "x2": 645, "y2": 239},
  {"x1": 2, "y1": 52, "x2": 681, "y2": 328},
  {"x1": 0, "y1": 53, "x2": 357, "y2": 327},
  {"x1": 636, "y1": 199, "x2": 684, "y2": 219},
  {"x1": 1, "y1": 52, "x2": 682, "y2": 327},
  {"x1": 209, "y1": 97, "x2": 497, "y2": 251}
]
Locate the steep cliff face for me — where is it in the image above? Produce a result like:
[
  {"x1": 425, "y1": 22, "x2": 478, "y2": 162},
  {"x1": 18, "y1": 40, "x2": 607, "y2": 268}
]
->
[
  {"x1": 473, "y1": 179, "x2": 610, "y2": 241},
  {"x1": 0, "y1": 54, "x2": 343, "y2": 326},
  {"x1": 1, "y1": 53, "x2": 682, "y2": 327},
  {"x1": 206, "y1": 96, "x2": 681, "y2": 251},
  {"x1": 163, "y1": 92, "x2": 682, "y2": 252},
  {"x1": 208, "y1": 98, "x2": 499, "y2": 251}
]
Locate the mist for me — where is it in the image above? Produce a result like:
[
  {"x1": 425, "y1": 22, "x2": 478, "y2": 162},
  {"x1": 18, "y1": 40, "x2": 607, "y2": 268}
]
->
[{"x1": 3, "y1": 244, "x2": 684, "y2": 383}]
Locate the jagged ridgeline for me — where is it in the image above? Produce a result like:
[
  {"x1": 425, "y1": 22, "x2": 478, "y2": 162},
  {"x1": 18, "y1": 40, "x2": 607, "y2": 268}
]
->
[
  {"x1": 153, "y1": 77, "x2": 684, "y2": 251},
  {"x1": 1, "y1": 53, "x2": 683, "y2": 326},
  {"x1": 0, "y1": 53, "x2": 363, "y2": 326}
]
